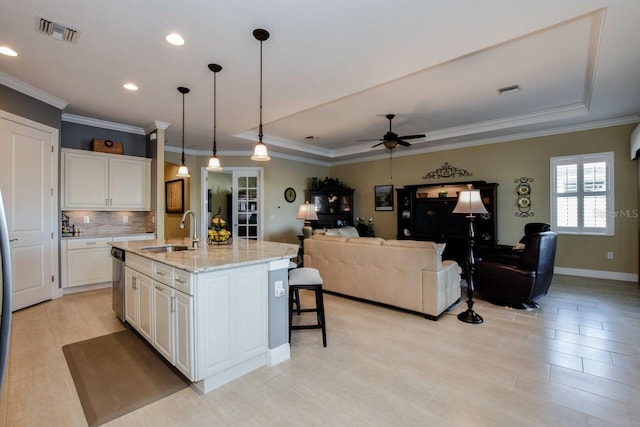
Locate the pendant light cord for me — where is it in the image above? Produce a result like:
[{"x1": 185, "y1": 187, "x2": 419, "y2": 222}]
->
[
  {"x1": 213, "y1": 71, "x2": 217, "y2": 156},
  {"x1": 181, "y1": 91, "x2": 185, "y2": 165},
  {"x1": 258, "y1": 38, "x2": 263, "y2": 143}
]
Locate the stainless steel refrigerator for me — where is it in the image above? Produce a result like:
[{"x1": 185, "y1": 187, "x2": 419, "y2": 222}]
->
[{"x1": 0, "y1": 189, "x2": 13, "y2": 392}]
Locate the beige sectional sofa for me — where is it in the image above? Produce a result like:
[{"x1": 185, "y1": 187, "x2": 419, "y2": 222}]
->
[{"x1": 304, "y1": 234, "x2": 462, "y2": 319}]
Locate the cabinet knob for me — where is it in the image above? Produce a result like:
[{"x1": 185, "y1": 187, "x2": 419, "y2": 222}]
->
[{"x1": 175, "y1": 278, "x2": 185, "y2": 284}]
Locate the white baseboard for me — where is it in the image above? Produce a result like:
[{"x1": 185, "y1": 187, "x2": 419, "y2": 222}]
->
[
  {"x1": 555, "y1": 267, "x2": 638, "y2": 282},
  {"x1": 266, "y1": 343, "x2": 290, "y2": 367},
  {"x1": 62, "y1": 282, "x2": 111, "y2": 295}
]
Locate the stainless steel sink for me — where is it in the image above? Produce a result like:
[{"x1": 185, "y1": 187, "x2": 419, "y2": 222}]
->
[{"x1": 139, "y1": 244, "x2": 191, "y2": 253}]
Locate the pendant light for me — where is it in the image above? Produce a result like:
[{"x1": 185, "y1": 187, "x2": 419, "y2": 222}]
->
[
  {"x1": 176, "y1": 86, "x2": 191, "y2": 177},
  {"x1": 251, "y1": 28, "x2": 270, "y2": 161},
  {"x1": 206, "y1": 63, "x2": 223, "y2": 171}
]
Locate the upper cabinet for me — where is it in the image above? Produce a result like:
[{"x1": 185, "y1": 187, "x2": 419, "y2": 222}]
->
[{"x1": 62, "y1": 148, "x2": 151, "y2": 211}]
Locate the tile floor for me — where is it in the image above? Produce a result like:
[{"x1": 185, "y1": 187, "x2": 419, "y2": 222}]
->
[{"x1": 0, "y1": 274, "x2": 639, "y2": 426}]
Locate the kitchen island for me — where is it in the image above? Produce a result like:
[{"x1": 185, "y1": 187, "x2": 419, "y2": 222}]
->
[{"x1": 110, "y1": 237, "x2": 298, "y2": 394}]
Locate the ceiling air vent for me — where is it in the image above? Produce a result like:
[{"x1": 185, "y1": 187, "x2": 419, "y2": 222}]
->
[{"x1": 36, "y1": 17, "x2": 79, "y2": 43}]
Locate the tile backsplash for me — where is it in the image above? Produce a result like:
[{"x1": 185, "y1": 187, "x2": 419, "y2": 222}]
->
[{"x1": 62, "y1": 211, "x2": 155, "y2": 236}]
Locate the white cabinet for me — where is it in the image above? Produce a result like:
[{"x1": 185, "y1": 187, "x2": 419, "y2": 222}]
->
[
  {"x1": 194, "y1": 263, "x2": 268, "y2": 381},
  {"x1": 153, "y1": 282, "x2": 173, "y2": 361},
  {"x1": 174, "y1": 289, "x2": 193, "y2": 378},
  {"x1": 125, "y1": 254, "x2": 194, "y2": 380},
  {"x1": 124, "y1": 266, "x2": 138, "y2": 330},
  {"x1": 61, "y1": 237, "x2": 112, "y2": 288},
  {"x1": 137, "y1": 273, "x2": 154, "y2": 343},
  {"x1": 62, "y1": 148, "x2": 151, "y2": 211}
]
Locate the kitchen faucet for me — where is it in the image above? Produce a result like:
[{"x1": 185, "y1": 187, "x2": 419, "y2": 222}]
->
[{"x1": 179, "y1": 210, "x2": 200, "y2": 249}]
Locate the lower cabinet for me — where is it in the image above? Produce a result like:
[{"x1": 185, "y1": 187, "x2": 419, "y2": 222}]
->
[
  {"x1": 124, "y1": 254, "x2": 266, "y2": 384},
  {"x1": 124, "y1": 267, "x2": 138, "y2": 330},
  {"x1": 61, "y1": 238, "x2": 112, "y2": 288},
  {"x1": 125, "y1": 255, "x2": 194, "y2": 380}
]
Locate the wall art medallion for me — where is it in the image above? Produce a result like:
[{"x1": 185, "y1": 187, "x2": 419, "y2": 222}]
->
[
  {"x1": 515, "y1": 177, "x2": 534, "y2": 217},
  {"x1": 422, "y1": 162, "x2": 473, "y2": 180}
]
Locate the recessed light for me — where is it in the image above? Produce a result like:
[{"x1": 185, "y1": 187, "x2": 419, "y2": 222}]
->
[
  {"x1": 0, "y1": 46, "x2": 18, "y2": 57},
  {"x1": 165, "y1": 33, "x2": 185, "y2": 46},
  {"x1": 497, "y1": 84, "x2": 521, "y2": 95},
  {"x1": 123, "y1": 83, "x2": 139, "y2": 91}
]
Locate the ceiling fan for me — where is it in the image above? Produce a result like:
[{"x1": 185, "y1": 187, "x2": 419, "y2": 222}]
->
[{"x1": 360, "y1": 114, "x2": 426, "y2": 150}]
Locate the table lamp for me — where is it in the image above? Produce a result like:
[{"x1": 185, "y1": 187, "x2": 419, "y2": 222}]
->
[{"x1": 297, "y1": 201, "x2": 318, "y2": 238}]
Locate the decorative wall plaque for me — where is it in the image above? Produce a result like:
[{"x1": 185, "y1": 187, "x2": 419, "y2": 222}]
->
[
  {"x1": 515, "y1": 177, "x2": 534, "y2": 217},
  {"x1": 422, "y1": 162, "x2": 473, "y2": 180}
]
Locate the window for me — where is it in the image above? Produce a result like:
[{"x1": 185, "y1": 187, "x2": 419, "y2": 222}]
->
[{"x1": 550, "y1": 152, "x2": 614, "y2": 235}]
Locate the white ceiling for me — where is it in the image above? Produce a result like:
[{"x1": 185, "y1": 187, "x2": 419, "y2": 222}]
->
[{"x1": 1, "y1": 0, "x2": 639, "y2": 164}]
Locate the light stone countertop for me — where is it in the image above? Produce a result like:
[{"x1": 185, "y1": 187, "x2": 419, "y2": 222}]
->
[{"x1": 110, "y1": 237, "x2": 298, "y2": 274}]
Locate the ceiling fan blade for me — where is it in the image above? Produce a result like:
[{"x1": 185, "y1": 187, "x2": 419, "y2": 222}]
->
[
  {"x1": 398, "y1": 134, "x2": 426, "y2": 140},
  {"x1": 358, "y1": 138, "x2": 383, "y2": 142},
  {"x1": 371, "y1": 142, "x2": 385, "y2": 148},
  {"x1": 397, "y1": 140, "x2": 412, "y2": 147}
]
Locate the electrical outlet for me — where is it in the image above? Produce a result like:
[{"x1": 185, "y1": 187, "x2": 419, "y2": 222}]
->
[
  {"x1": 123, "y1": 215, "x2": 128, "y2": 223},
  {"x1": 274, "y1": 280, "x2": 285, "y2": 297},
  {"x1": 83, "y1": 216, "x2": 90, "y2": 224},
  {"x1": 607, "y1": 251, "x2": 614, "y2": 260}
]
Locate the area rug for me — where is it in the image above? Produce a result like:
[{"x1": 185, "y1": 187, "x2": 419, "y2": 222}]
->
[{"x1": 62, "y1": 329, "x2": 189, "y2": 427}]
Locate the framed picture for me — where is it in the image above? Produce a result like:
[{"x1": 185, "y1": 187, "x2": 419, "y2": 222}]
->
[
  {"x1": 166, "y1": 179, "x2": 184, "y2": 213},
  {"x1": 374, "y1": 185, "x2": 394, "y2": 211}
]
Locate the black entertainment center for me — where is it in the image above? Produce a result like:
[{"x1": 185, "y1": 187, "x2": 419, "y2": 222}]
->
[{"x1": 396, "y1": 181, "x2": 498, "y2": 266}]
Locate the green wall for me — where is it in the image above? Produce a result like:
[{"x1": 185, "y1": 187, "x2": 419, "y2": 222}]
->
[{"x1": 331, "y1": 124, "x2": 638, "y2": 275}]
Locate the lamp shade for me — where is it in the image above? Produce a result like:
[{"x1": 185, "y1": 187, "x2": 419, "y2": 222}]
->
[
  {"x1": 176, "y1": 164, "x2": 191, "y2": 178},
  {"x1": 296, "y1": 202, "x2": 319, "y2": 221},
  {"x1": 206, "y1": 156, "x2": 222, "y2": 171},
  {"x1": 251, "y1": 141, "x2": 270, "y2": 161},
  {"x1": 453, "y1": 188, "x2": 487, "y2": 215}
]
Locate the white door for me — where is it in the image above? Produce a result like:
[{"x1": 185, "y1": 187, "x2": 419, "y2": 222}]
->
[
  {"x1": 0, "y1": 112, "x2": 58, "y2": 311},
  {"x1": 232, "y1": 169, "x2": 263, "y2": 240}
]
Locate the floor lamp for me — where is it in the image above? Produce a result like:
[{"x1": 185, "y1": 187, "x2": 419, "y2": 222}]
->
[{"x1": 452, "y1": 185, "x2": 488, "y2": 324}]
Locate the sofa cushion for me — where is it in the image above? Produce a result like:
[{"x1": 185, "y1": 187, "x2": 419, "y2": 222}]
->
[
  {"x1": 325, "y1": 226, "x2": 359, "y2": 238},
  {"x1": 383, "y1": 239, "x2": 446, "y2": 256},
  {"x1": 345, "y1": 237, "x2": 384, "y2": 245},
  {"x1": 311, "y1": 234, "x2": 348, "y2": 243}
]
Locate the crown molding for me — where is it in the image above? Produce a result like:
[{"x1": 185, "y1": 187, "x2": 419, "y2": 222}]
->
[
  {"x1": 61, "y1": 113, "x2": 146, "y2": 135},
  {"x1": 164, "y1": 144, "x2": 331, "y2": 166},
  {"x1": 0, "y1": 71, "x2": 68, "y2": 109},
  {"x1": 330, "y1": 115, "x2": 640, "y2": 167}
]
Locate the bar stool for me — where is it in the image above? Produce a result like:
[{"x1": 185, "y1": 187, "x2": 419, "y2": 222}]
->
[{"x1": 288, "y1": 267, "x2": 327, "y2": 347}]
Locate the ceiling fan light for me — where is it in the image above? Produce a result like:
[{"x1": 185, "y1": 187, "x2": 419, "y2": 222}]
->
[
  {"x1": 176, "y1": 164, "x2": 191, "y2": 177},
  {"x1": 251, "y1": 141, "x2": 270, "y2": 161},
  {"x1": 206, "y1": 156, "x2": 222, "y2": 171}
]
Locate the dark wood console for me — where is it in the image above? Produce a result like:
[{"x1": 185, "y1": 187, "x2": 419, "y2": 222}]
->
[{"x1": 396, "y1": 181, "x2": 498, "y2": 266}]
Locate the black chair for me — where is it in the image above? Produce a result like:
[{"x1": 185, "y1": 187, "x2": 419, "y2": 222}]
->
[
  {"x1": 483, "y1": 222, "x2": 551, "y2": 264},
  {"x1": 475, "y1": 231, "x2": 557, "y2": 308}
]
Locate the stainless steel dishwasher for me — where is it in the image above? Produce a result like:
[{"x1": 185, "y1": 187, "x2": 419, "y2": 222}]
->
[{"x1": 111, "y1": 247, "x2": 125, "y2": 322}]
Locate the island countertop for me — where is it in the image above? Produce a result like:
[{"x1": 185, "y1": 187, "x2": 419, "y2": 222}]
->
[{"x1": 110, "y1": 237, "x2": 298, "y2": 273}]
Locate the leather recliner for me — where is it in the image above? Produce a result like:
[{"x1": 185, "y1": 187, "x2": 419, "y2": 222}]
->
[{"x1": 475, "y1": 231, "x2": 557, "y2": 308}]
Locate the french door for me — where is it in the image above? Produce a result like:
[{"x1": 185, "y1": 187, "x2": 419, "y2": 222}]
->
[
  {"x1": 201, "y1": 168, "x2": 263, "y2": 241},
  {"x1": 233, "y1": 169, "x2": 263, "y2": 240},
  {"x1": 0, "y1": 111, "x2": 58, "y2": 311}
]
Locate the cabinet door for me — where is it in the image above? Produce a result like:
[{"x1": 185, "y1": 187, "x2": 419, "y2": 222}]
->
[
  {"x1": 235, "y1": 265, "x2": 268, "y2": 361},
  {"x1": 137, "y1": 273, "x2": 154, "y2": 343},
  {"x1": 124, "y1": 267, "x2": 139, "y2": 329},
  {"x1": 153, "y1": 282, "x2": 174, "y2": 362},
  {"x1": 109, "y1": 157, "x2": 150, "y2": 210},
  {"x1": 65, "y1": 245, "x2": 112, "y2": 287},
  {"x1": 174, "y1": 290, "x2": 193, "y2": 379},
  {"x1": 62, "y1": 150, "x2": 109, "y2": 209}
]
